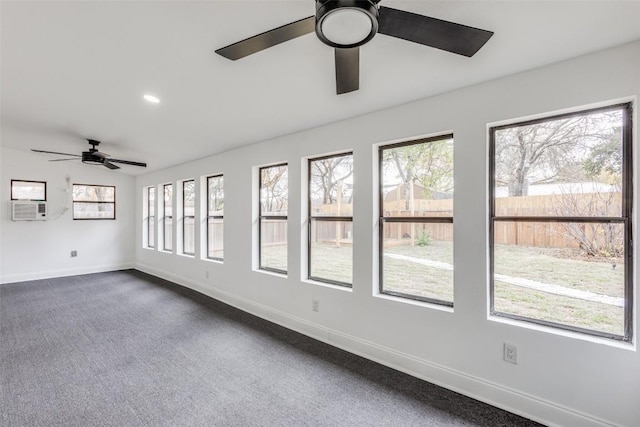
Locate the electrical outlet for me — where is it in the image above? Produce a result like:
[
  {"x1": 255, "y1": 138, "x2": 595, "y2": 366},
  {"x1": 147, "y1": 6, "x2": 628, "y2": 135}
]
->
[
  {"x1": 70, "y1": 250, "x2": 77, "y2": 258},
  {"x1": 503, "y1": 343, "x2": 518, "y2": 364},
  {"x1": 205, "y1": 270, "x2": 209, "y2": 279},
  {"x1": 312, "y1": 299, "x2": 319, "y2": 312}
]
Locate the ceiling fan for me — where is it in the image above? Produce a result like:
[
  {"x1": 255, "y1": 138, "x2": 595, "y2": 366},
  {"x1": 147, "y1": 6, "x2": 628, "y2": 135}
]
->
[
  {"x1": 215, "y1": 0, "x2": 494, "y2": 95},
  {"x1": 31, "y1": 139, "x2": 147, "y2": 170}
]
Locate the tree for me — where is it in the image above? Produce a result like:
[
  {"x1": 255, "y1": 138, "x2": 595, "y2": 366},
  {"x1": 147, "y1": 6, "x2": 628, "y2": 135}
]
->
[
  {"x1": 382, "y1": 138, "x2": 453, "y2": 210},
  {"x1": 310, "y1": 156, "x2": 353, "y2": 206},
  {"x1": 494, "y1": 111, "x2": 621, "y2": 196},
  {"x1": 261, "y1": 166, "x2": 288, "y2": 214}
]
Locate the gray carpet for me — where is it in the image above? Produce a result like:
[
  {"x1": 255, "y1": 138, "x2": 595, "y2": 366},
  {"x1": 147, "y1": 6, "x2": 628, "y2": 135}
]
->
[{"x1": 1, "y1": 270, "x2": 543, "y2": 426}]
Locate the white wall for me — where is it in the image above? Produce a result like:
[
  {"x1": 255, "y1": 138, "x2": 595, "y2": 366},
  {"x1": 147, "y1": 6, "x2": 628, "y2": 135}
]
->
[
  {"x1": 136, "y1": 41, "x2": 640, "y2": 427},
  {"x1": 0, "y1": 146, "x2": 135, "y2": 283}
]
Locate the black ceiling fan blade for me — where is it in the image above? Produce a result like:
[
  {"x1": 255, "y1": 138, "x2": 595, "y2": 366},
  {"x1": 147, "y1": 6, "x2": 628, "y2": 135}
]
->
[
  {"x1": 378, "y1": 6, "x2": 494, "y2": 57},
  {"x1": 49, "y1": 158, "x2": 79, "y2": 162},
  {"x1": 31, "y1": 149, "x2": 81, "y2": 157},
  {"x1": 108, "y1": 158, "x2": 147, "y2": 167},
  {"x1": 103, "y1": 161, "x2": 120, "y2": 170},
  {"x1": 216, "y1": 16, "x2": 315, "y2": 60},
  {"x1": 335, "y1": 47, "x2": 359, "y2": 95}
]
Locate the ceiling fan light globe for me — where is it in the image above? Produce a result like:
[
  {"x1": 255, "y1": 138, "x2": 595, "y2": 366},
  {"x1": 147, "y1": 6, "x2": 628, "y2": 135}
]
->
[
  {"x1": 321, "y1": 9, "x2": 373, "y2": 46},
  {"x1": 316, "y1": 1, "x2": 378, "y2": 48}
]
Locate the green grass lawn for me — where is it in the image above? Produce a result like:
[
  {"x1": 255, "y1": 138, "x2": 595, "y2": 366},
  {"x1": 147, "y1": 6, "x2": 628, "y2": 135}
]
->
[{"x1": 262, "y1": 240, "x2": 624, "y2": 336}]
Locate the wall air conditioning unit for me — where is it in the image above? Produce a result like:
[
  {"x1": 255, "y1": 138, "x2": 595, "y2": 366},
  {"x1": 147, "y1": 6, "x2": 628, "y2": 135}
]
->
[{"x1": 11, "y1": 201, "x2": 47, "y2": 221}]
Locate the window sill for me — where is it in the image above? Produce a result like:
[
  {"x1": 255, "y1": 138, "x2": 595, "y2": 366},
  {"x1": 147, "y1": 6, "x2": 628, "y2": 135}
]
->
[
  {"x1": 302, "y1": 279, "x2": 352, "y2": 293},
  {"x1": 254, "y1": 268, "x2": 287, "y2": 279},
  {"x1": 374, "y1": 293, "x2": 454, "y2": 313},
  {"x1": 488, "y1": 315, "x2": 635, "y2": 351}
]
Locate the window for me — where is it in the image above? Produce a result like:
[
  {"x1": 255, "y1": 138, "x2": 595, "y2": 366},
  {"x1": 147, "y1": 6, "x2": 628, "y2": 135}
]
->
[
  {"x1": 379, "y1": 135, "x2": 454, "y2": 305},
  {"x1": 182, "y1": 180, "x2": 195, "y2": 255},
  {"x1": 11, "y1": 180, "x2": 46, "y2": 200},
  {"x1": 259, "y1": 164, "x2": 288, "y2": 273},
  {"x1": 147, "y1": 186, "x2": 155, "y2": 248},
  {"x1": 207, "y1": 175, "x2": 224, "y2": 260},
  {"x1": 72, "y1": 184, "x2": 115, "y2": 219},
  {"x1": 163, "y1": 183, "x2": 173, "y2": 251},
  {"x1": 308, "y1": 153, "x2": 353, "y2": 286},
  {"x1": 489, "y1": 103, "x2": 633, "y2": 341}
]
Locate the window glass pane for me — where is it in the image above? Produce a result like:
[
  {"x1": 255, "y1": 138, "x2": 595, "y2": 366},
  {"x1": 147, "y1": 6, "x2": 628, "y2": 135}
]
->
[
  {"x1": 261, "y1": 166, "x2": 288, "y2": 216},
  {"x1": 183, "y1": 216, "x2": 195, "y2": 254},
  {"x1": 164, "y1": 217, "x2": 173, "y2": 251},
  {"x1": 494, "y1": 109, "x2": 623, "y2": 217},
  {"x1": 207, "y1": 218, "x2": 223, "y2": 259},
  {"x1": 12, "y1": 180, "x2": 45, "y2": 200},
  {"x1": 183, "y1": 180, "x2": 195, "y2": 217},
  {"x1": 148, "y1": 187, "x2": 155, "y2": 216},
  {"x1": 493, "y1": 221, "x2": 625, "y2": 336},
  {"x1": 208, "y1": 176, "x2": 224, "y2": 215},
  {"x1": 381, "y1": 138, "x2": 453, "y2": 218},
  {"x1": 382, "y1": 222, "x2": 453, "y2": 303},
  {"x1": 148, "y1": 187, "x2": 155, "y2": 248},
  {"x1": 310, "y1": 220, "x2": 352, "y2": 284},
  {"x1": 164, "y1": 184, "x2": 173, "y2": 217},
  {"x1": 260, "y1": 218, "x2": 287, "y2": 272},
  {"x1": 310, "y1": 154, "x2": 353, "y2": 217},
  {"x1": 72, "y1": 185, "x2": 115, "y2": 202},
  {"x1": 73, "y1": 202, "x2": 114, "y2": 219},
  {"x1": 148, "y1": 216, "x2": 155, "y2": 248},
  {"x1": 163, "y1": 184, "x2": 173, "y2": 251}
]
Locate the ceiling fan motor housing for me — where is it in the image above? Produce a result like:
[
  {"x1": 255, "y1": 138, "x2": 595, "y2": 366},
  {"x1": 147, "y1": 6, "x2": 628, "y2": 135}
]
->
[
  {"x1": 315, "y1": 0, "x2": 380, "y2": 49},
  {"x1": 82, "y1": 151, "x2": 104, "y2": 165}
]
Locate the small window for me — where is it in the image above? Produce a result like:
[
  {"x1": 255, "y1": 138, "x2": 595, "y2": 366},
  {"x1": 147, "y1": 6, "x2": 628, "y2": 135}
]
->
[
  {"x1": 308, "y1": 153, "x2": 353, "y2": 286},
  {"x1": 147, "y1": 186, "x2": 156, "y2": 248},
  {"x1": 489, "y1": 103, "x2": 633, "y2": 341},
  {"x1": 182, "y1": 180, "x2": 195, "y2": 255},
  {"x1": 259, "y1": 164, "x2": 288, "y2": 273},
  {"x1": 72, "y1": 184, "x2": 115, "y2": 220},
  {"x1": 163, "y1": 183, "x2": 173, "y2": 251},
  {"x1": 11, "y1": 180, "x2": 46, "y2": 201},
  {"x1": 379, "y1": 135, "x2": 454, "y2": 306},
  {"x1": 207, "y1": 175, "x2": 224, "y2": 260}
]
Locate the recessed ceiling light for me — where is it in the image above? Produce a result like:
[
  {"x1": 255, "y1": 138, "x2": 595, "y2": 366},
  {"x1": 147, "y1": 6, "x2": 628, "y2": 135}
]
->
[{"x1": 143, "y1": 94, "x2": 160, "y2": 104}]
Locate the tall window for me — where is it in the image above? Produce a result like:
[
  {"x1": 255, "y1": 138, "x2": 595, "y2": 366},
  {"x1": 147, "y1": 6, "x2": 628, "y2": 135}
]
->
[
  {"x1": 207, "y1": 175, "x2": 224, "y2": 260},
  {"x1": 183, "y1": 180, "x2": 195, "y2": 255},
  {"x1": 490, "y1": 103, "x2": 633, "y2": 341},
  {"x1": 72, "y1": 184, "x2": 115, "y2": 220},
  {"x1": 259, "y1": 164, "x2": 288, "y2": 273},
  {"x1": 147, "y1": 186, "x2": 155, "y2": 248},
  {"x1": 163, "y1": 183, "x2": 173, "y2": 251},
  {"x1": 379, "y1": 135, "x2": 454, "y2": 305},
  {"x1": 308, "y1": 153, "x2": 353, "y2": 286}
]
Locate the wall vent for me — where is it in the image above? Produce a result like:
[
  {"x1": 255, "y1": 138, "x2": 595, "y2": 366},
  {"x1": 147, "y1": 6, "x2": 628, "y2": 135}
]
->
[{"x1": 11, "y1": 201, "x2": 47, "y2": 221}]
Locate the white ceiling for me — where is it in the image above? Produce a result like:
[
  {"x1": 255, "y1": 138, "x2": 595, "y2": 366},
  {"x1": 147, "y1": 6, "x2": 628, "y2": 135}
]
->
[{"x1": 2, "y1": 0, "x2": 640, "y2": 174}]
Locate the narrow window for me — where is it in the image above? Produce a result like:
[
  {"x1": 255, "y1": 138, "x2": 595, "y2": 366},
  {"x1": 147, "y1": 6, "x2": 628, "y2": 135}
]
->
[
  {"x1": 379, "y1": 135, "x2": 454, "y2": 305},
  {"x1": 182, "y1": 180, "x2": 195, "y2": 255},
  {"x1": 490, "y1": 103, "x2": 633, "y2": 341},
  {"x1": 207, "y1": 175, "x2": 224, "y2": 260},
  {"x1": 308, "y1": 153, "x2": 353, "y2": 286},
  {"x1": 11, "y1": 180, "x2": 46, "y2": 201},
  {"x1": 163, "y1": 183, "x2": 173, "y2": 251},
  {"x1": 72, "y1": 184, "x2": 115, "y2": 220},
  {"x1": 147, "y1": 186, "x2": 156, "y2": 248},
  {"x1": 259, "y1": 164, "x2": 288, "y2": 273}
]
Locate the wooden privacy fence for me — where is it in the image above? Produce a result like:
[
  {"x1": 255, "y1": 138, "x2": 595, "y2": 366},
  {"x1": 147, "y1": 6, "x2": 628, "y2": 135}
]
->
[{"x1": 261, "y1": 192, "x2": 621, "y2": 249}]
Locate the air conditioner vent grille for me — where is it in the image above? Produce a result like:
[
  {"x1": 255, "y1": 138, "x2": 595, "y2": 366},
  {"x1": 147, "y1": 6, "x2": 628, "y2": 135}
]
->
[{"x1": 11, "y1": 201, "x2": 47, "y2": 221}]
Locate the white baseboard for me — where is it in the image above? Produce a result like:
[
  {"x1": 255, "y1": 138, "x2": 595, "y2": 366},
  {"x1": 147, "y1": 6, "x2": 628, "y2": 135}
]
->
[
  {"x1": 0, "y1": 263, "x2": 135, "y2": 284},
  {"x1": 135, "y1": 262, "x2": 615, "y2": 427}
]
